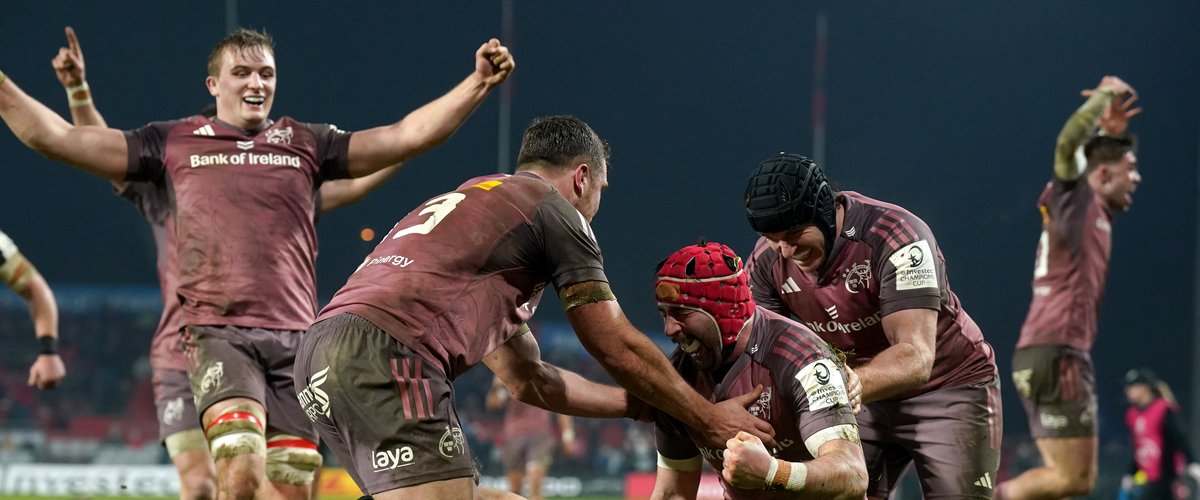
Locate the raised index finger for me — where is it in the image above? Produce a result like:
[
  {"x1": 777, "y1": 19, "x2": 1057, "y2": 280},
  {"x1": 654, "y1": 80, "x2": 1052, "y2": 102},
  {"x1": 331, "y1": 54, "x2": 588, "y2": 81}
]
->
[{"x1": 65, "y1": 26, "x2": 81, "y2": 56}]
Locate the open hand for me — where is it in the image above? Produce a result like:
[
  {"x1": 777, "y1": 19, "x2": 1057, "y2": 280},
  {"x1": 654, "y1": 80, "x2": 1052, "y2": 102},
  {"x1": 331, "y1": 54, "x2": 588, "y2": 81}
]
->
[{"x1": 1098, "y1": 93, "x2": 1142, "y2": 136}]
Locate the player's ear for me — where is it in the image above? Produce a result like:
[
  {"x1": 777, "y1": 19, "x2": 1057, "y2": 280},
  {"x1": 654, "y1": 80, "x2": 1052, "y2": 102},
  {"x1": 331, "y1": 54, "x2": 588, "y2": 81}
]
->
[
  {"x1": 206, "y1": 75, "x2": 219, "y2": 97},
  {"x1": 573, "y1": 163, "x2": 590, "y2": 196}
]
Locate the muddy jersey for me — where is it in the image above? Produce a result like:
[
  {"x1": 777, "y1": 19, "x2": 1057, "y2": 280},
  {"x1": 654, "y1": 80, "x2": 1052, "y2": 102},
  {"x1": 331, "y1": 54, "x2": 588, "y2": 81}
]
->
[
  {"x1": 748, "y1": 192, "x2": 995, "y2": 399},
  {"x1": 116, "y1": 181, "x2": 185, "y2": 371},
  {"x1": 318, "y1": 172, "x2": 607, "y2": 379},
  {"x1": 1017, "y1": 178, "x2": 1112, "y2": 351},
  {"x1": 504, "y1": 397, "x2": 553, "y2": 439},
  {"x1": 655, "y1": 307, "x2": 858, "y2": 499},
  {"x1": 125, "y1": 115, "x2": 351, "y2": 331}
]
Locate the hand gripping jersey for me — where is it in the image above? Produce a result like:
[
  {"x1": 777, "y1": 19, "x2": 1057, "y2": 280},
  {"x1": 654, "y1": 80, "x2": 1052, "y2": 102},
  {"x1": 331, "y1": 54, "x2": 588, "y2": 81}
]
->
[
  {"x1": 318, "y1": 172, "x2": 607, "y2": 379},
  {"x1": 748, "y1": 192, "x2": 995, "y2": 399},
  {"x1": 125, "y1": 116, "x2": 351, "y2": 331},
  {"x1": 1017, "y1": 178, "x2": 1113, "y2": 351},
  {"x1": 654, "y1": 307, "x2": 858, "y2": 499}
]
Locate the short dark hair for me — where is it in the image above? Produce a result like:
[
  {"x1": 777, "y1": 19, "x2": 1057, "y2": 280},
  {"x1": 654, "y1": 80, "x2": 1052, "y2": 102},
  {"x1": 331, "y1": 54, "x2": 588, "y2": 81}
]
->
[
  {"x1": 1084, "y1": 135, "x2": 1135, "y2": 169},
  {"x1": 207, "y1": 28, "x2": 275, "y2": 77},
  {"x1": 515, "y1": 115, "x2": 609, "y2": 174}
]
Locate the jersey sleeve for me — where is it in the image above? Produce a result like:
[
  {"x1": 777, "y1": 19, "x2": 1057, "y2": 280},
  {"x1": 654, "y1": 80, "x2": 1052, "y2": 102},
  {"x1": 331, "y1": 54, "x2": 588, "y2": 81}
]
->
[
  {"x1": 873, "y1": 212, "x2": 944, "y2": 315},
  {"x1": 306, "y1": 123, "x2": 352, "y2": 181},
  {"x1": 653, "y1": 409, "x2": 701, "y2": 463},
  {"x1": 114, "y1": 180, "x2": 171, "y2": 224},
  {"x1": 123, "y1": 121, "x2": 173, "y2": 183},
  {"x1": 748, "y1": 238, "x2": 789, "y2": 316},
  {"x1": 533, "y1": 194, "x2": 608, "y2": 290},
  {"x1": 784, "y1": 355, "x2": 860, "y2": 457}
]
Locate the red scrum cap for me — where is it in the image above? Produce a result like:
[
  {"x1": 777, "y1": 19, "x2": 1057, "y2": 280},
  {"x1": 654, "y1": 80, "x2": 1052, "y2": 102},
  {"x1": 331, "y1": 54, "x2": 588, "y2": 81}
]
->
[{"x1": 655, "y1": 242, "x2": 755, "y2": 347}]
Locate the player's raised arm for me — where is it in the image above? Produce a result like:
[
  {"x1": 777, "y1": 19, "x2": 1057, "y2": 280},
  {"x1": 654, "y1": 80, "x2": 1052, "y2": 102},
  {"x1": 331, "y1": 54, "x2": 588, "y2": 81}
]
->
[
  {"x1": 0, "y1": 70, "x2": 127, "y2": 181},
  {"x1": 52, "y1": 27, "x2": 107, "y2": 128},
  {"x1": 318, "y1": 163, "x2": 403, "y2": 213},
  {"x1": 564, "y1": 292, "x2": 776, "y2": 448},
  {"x1": 1052, "y1": 76, "x2": 1131, "y2": 182},
  {"x1": 483, "y1": 324, "x2": 636, "y2": 419},
  {"x1": 345, "y1": 38, "x2": 514, "y2": 177}
]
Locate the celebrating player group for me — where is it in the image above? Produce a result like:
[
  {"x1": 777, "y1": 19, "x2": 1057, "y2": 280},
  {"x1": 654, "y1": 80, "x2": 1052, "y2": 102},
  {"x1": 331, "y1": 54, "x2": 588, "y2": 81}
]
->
[{"x1": 0, "y1": 22, "x2": 1143, "y2": 500}]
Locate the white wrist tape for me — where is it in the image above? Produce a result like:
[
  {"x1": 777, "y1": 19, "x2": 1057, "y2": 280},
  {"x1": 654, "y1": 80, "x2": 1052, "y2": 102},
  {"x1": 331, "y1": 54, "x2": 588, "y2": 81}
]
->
[{"x1": 763, "y1": 458, "x2": 780, "y2": 488}]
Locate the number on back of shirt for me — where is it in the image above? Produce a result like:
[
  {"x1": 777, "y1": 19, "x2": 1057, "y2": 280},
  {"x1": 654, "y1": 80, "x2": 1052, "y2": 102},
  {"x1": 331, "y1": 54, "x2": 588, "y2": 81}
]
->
[
  {"x1": 391, "y1": 192, "x2": 467, "y2": 240},
  {"x1": 1033, "y1": 230, "x2": 1049, "y2": 279}
]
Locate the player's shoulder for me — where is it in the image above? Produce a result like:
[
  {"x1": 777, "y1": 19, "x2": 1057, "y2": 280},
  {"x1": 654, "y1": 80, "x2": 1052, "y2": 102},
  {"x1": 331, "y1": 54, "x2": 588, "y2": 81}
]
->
[
  {"x1": 842, "y1": 191, "x2": 933, "y2": 252},
  {"x1": 752, "y1": 308, "x2": 833, "y2": 374}
]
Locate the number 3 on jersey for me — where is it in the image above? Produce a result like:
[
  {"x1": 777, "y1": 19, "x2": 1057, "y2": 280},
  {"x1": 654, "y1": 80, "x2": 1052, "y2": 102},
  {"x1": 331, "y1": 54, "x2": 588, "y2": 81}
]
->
[
  {"x1": 391, "y1": 192, "x2": 467, "y2": 240},
  {"x1": 387, "y1": 179, "x2": 506, "y2": 241}
]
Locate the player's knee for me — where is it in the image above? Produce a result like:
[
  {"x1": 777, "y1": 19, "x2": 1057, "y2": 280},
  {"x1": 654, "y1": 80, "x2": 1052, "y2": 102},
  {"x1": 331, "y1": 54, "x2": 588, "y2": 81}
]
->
[
  {"x1": 205, "y1": 403, "x2": 267, "y2": 462},
  {"x1": 1046, "y1": 464, "x2": 1095, "y2": 497},
  {"x1": 265, "y1": 434, "x2": 323, "y2": 486},
  {"x1": 1058, "y1": 470, "x2": 1096, "y2": 497}
]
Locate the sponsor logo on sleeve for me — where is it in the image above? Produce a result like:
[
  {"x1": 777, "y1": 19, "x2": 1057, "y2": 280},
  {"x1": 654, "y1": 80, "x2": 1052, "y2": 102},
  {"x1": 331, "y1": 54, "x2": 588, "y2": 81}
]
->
[
  {"x1": 888, "y1": 239, "x2": 937, "y2": 291},
  {"x1": 795, "y1": 359, "x2": 849, "y2": 411}
]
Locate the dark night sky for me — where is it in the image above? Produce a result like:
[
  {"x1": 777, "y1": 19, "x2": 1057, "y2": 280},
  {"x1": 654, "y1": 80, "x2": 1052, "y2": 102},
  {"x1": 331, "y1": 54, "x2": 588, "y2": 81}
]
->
[{"x1": 2, "y1": 2, "x2": 1197, "y2": 438}]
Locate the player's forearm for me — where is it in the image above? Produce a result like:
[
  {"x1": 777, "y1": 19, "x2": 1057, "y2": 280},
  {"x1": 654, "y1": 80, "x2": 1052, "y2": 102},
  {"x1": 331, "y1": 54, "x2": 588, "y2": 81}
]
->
[
  {"x1": 68, "y1": 101, "x2": 107, "y2": 128},
  {"x1": 775, "y1": 449, "x2": 867, "y2": 499},
  {"x1": 854, "y1": 343, "x2": 932, "y2": 403},
  {"x1": 1053, "y1": 88, "x2": 1114, "y2": 181},
  {"x1": 349, "y1": 73, "x2": 489, "y2": 176},
  {"x1": 513, "y1": 362, "x2": 629, "y2": 418},
  {"x1": 319, "y1": 163, "x2": 402, "y2": 213},
  {"x1": 650, "y1": 469, "x2": 701, "y2": 500},
  {"x1": 24, "y1": 272, "x2": 59, "y2": 341},
  {"x1": 592, "y1": 328, "x2": 711, "y2": 429}
]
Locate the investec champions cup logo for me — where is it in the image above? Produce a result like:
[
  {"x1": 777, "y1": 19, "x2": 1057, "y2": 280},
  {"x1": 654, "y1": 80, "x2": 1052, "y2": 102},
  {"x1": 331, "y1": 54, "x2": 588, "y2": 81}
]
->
[{"x1": 439, "y1": 426, "x2": 466, "y2": 458}]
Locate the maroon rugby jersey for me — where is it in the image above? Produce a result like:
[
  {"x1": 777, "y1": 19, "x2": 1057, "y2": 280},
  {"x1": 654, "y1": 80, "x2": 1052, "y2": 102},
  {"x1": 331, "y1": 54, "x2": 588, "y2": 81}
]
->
[
  {"x1": 317, "y1": 172, "x2": 607, "y2": 379},
  {"x1": 1017, "y1": 179, "x2": 1112, "y2": 351},
  {"x1": 116, "y1": 181, "x2": 185, "y2": 371},
  {"x1": 748, "y1": 192, "x2": 995, "y2": 399},
  {"x1": 655, "y1": 307, "x2": 858, "y2": 500},
  {"x1": 504, "y1": 397, "x2": 553, "y2": 439},
  {"x1": 125, "y1": 116, "x2": 350, "y2": 331}
]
